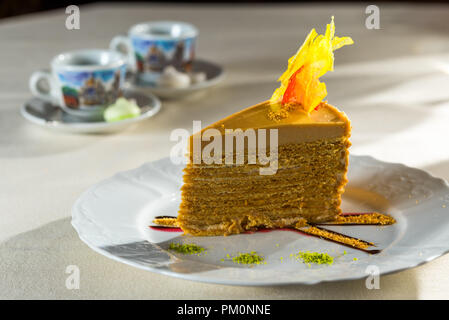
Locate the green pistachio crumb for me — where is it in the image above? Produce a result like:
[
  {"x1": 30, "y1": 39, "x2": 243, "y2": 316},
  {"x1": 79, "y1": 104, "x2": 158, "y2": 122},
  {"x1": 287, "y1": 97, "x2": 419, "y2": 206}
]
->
[
  {"x1": 168, "y1": 243, "x2": 205, "y2": 255},
  {"x1": 231, "y1": 251, "x2": 265, "y2": 265},
  {"x1": 294, "y1": 251, "x2": 334, "y2": 265}
]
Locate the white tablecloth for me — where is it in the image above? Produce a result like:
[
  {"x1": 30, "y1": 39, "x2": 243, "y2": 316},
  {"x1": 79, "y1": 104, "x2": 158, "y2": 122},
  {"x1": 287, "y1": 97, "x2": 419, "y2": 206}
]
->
[{"x1": 1, "y1": 3, "x2": 449, "y2": 299}]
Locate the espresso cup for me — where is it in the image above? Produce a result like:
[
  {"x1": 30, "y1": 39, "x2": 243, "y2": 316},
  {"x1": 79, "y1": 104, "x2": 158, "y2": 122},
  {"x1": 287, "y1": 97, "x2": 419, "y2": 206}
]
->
[
  {"x1": 29, "y1": 49, "x2": 127, "y2": 119},
  {"x1": 110, "y1": 21, "x2": 198, "y2": 84}
]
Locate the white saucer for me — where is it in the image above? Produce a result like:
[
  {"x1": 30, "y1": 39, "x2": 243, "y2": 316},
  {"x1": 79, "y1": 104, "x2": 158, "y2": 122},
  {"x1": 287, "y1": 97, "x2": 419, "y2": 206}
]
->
[
  {"x1": 125, "y1": 59, "x2": 224, "y2": 99},
  {"x1": 72, "y1": 155, "x2": 449, "y2": 286},
  {"x1": 21, "y1": 90, "x2": 161, "y2": 133}
]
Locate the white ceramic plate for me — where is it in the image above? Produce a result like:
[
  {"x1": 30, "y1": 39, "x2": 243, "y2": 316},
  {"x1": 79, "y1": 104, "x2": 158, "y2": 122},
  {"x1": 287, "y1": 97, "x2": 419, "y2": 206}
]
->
[
  {"x1": 21, "y1": 90, "x2": 161, "y2": 133},
  {"x1": 72, "y1": 155, "x2": 449, "y2": 286},
  {"x1": 125, "y1": 59, "x2": 224, "y2": 99}
]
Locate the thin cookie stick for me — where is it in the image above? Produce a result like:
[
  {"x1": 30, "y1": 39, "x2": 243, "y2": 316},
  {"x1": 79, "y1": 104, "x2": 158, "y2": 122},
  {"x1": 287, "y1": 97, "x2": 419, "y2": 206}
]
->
[
  {"x1": 294, "y1": 222, "x2": 377, "y2": 253},
  {"x1": 152, "y1": 216, "x2": 178, "y2": 227},
  {"x1": 320, "y1": 212, "x2": 396, "y2": 225}
]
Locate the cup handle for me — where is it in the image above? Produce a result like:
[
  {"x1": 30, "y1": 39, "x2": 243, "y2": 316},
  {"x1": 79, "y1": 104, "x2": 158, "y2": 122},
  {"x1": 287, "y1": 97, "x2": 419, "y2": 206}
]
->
[
  {"x1": 110, "y1": 36, "x2": 136, "y2": 72},
  {"x1": 29, "y1": 70, "x2": 58, "y2": 104}
]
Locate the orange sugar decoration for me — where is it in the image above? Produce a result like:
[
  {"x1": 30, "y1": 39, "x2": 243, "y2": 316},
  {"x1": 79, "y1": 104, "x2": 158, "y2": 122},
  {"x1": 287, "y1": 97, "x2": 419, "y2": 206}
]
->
[{"x1": 270, "y1": 17, "x2": 353, "y2": 114}]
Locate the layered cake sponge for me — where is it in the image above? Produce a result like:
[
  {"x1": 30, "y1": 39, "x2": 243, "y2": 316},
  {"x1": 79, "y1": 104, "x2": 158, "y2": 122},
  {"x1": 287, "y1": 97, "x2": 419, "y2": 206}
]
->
[
  {"x1": 177, "y1": 101, "x2": 351, "y2": 236},
  {"x1": 176, "y1": 17, "x2": 353, "y2": 236}
]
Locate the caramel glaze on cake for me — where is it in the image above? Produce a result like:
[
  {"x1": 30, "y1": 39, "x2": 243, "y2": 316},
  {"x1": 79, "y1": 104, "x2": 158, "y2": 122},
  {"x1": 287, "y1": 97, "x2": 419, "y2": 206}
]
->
[{"x1": 177, "y1": 101, "x2": 351, "y2": 236}]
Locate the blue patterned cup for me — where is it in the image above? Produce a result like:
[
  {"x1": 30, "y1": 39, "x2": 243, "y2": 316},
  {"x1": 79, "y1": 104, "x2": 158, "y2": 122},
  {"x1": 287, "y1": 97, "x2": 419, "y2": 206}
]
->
[
  {"x1": 110, "y1": 21, "x2": 197, "y2": 84},
  {"x1": 29, "y1": 49, "x2": 127, "y2": 119}
]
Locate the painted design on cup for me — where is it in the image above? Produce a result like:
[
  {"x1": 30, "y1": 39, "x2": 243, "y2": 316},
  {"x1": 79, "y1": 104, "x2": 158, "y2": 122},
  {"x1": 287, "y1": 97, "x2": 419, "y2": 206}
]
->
[
  {"x1": 29, "y1": 49, "x2": 127, "y2": 119},
  {"x1": 110, "y1": 21, "x2": 198, "y2": 84},
  {"x1": 57, "y1": 65, "x2": 126, "y2": 109},
  {"x1": 132, "y1": 37, "x2": 195, "y2": 73}
]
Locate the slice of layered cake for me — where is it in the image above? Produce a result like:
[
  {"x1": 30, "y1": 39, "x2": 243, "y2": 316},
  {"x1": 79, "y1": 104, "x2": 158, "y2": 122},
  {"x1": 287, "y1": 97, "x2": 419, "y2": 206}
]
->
[{"x1": 177, "y1": 17, "x2": 354, "y2": 236}]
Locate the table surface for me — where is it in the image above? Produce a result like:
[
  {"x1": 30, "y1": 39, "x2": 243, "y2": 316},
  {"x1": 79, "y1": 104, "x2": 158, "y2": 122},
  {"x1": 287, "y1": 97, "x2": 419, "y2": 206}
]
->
[{"x1": 1, "y1": 3, "x2": 449, "y2": 299}]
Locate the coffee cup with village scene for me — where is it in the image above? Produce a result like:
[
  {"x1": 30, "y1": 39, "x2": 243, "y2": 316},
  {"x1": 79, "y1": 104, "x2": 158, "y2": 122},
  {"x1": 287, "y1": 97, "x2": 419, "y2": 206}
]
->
[
  {"x1": 29, "y1": 49, "x2": 127, "y2": 119},
  {"x1": 110, "y1": 21, "x2": 198, "y2": 84}
]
